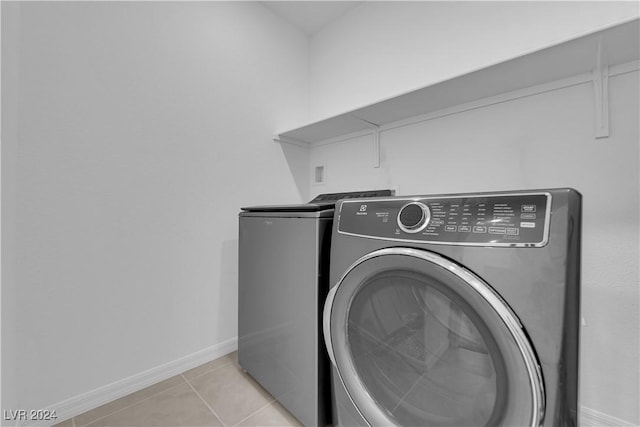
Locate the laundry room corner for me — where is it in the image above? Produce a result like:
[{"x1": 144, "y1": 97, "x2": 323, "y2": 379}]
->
[{"x1": 278, "y1": 141, "x2": 312, "y2": 203}]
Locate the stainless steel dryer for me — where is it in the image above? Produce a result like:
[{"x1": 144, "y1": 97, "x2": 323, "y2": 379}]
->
[{"x1": 323, "y1": 189, "x2": 581, "y2": 427}]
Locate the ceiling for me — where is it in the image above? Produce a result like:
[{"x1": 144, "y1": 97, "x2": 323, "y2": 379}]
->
[{"x1": 261, "y1": 1, "x2": 362, "y2": 36}]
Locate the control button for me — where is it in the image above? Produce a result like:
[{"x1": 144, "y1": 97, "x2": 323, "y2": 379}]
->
[
  {"x1": 521, "y1": 205, "x2": 537, "y2": 212},
  {"x1": 397, "y1": 202, "x2": 430, "y2": 234},
  {"x1": 506, "y1": 228, "x2": 520, "y2": 235},
  {"x1": 520, "y1": 222, "x2": 536, "y2": 228},
  {"x1": 473, "y1": 226, "x2": 487, "y2": 233},
  {"x1": 521, "y1": 213, "x2": 536, "y2": 220},
  {"x1": 489, "y1": 227, "x2": 506, "y2": 234},
  {"x1": 457, "y1": 225, "x2": 471, "y2": 232},
  {"x1": 444, "y1": 225, "x2": 457, "y2": 232},
  {"x1": 399, "y1": 204, "x2": 423, "y2": 227}
]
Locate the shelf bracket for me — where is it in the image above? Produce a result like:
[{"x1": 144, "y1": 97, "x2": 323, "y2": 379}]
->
[
  {"x1": 352, "y1": 115, "x2": 381, "y2": 168},
  {"x1": 593, "y1": 38, "x2": 610, "y2": 139}
]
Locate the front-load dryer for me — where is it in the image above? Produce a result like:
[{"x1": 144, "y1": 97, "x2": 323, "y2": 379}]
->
[{"x1": 323, "y1": 189, "x2": 581, "y2": 426}]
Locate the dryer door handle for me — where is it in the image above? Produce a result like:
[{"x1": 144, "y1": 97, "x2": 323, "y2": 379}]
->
[{"x1": 323, "y1": 285, "x2": 339, "y2": 367}]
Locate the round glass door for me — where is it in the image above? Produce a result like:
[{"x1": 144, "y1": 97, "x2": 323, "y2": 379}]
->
[{"x1": 325, "y1": 248, "x2": 544, "y2": 427}]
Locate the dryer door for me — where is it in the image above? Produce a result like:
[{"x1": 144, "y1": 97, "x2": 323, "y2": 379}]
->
[{"x1": 323, "y1": 247, "x2": 545, "y2": 427}]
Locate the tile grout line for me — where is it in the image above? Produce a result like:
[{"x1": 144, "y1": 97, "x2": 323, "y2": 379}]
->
[
  {"x1": 74, "y1": 356, "x2": 235, "y2": 427},
  {"x1": 233, "y1": 364, "x2": 278, "y2": 426},
  {"x1": 75, "y1": 377, "x2": 187, "y2": 427},
  {"x1": 74, "y1": 356, "x2": 234, "y2": 427},
  {"x1": 183, "y1": 359, "x2": 279, "y2": 427},
  {"x1": 231, "y1": 400, "x2": 275, "y2": 427},
  {"x1": 182, "y1": 373, "x2": 226, "y2": 427}
]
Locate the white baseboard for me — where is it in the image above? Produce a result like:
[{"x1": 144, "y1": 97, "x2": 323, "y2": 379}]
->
[
  {"x1": 581, "y1": 406, "x2": 638, "y2": 427},
  {"x1": 22, "y1": 337, "x2": 238, "y2": 427}
]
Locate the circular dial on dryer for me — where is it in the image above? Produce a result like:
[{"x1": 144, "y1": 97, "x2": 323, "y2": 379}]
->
[{"x1": 397, "y1": 202, "x2": 430, "y2": 233}]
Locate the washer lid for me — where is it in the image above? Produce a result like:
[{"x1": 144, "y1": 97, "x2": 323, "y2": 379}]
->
[
  {"x1": 324, "y1": 247, "x2": 545, "y2": 427},
  {"x1": 241, "y1": 203, "x2": 334, "y2": 212},
  {"x1": 241, "y1": 189, "x2": 394, "y2": 213}
]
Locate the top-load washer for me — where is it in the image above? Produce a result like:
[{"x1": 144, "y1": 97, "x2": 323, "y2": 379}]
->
[
  {"x1": 323, "y1": 188, "x2": 581, "y2": 426},
  {"x1": 238, "y1": 189, "x2": 393, "y2": 427}
]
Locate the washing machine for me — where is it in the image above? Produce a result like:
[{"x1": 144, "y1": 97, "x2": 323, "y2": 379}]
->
[
  {"x1": 238, "y1": 189, "x2": 393, "y2": 427},
  {"x1": 323, "y1": 188, "x2": 581, "y2": 427}
]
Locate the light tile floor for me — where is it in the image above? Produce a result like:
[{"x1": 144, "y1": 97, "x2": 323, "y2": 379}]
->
[{"x1": 54, "y1": 352, "x2": 302, "y2": 427}]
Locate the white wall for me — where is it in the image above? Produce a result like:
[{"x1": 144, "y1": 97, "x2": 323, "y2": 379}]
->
[
  {"x1": 1, "y1": 1, "x2": 309, "y2": 419},
  {"x1": 307, "y1": 3, "x2": 639, "y2": 423},
  {"x1": 309, "y1": 1, "x2": 640, "y2": 121}
]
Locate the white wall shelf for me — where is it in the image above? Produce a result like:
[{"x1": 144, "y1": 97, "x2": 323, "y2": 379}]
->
[{"x1": 274, "y1": 18, "x2": 639, "y2": 146}]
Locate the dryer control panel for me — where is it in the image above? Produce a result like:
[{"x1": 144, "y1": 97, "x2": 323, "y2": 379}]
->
[{"x1": 337, "y1": 192, "x2": 551, "y2": 247}]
